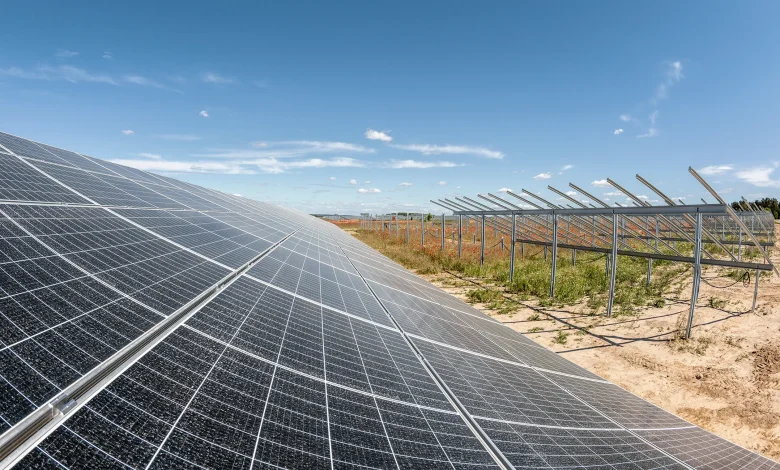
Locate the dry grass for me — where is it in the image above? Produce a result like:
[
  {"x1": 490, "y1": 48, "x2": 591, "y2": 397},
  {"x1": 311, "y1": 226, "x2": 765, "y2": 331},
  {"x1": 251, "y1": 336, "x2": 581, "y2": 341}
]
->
[{"x1": 346, "y1": 223, "x2": 690, "y2": 316}]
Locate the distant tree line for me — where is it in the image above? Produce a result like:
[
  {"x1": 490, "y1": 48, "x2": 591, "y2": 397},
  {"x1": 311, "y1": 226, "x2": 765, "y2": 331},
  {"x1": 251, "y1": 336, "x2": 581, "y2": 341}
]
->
[{"x1": 731, "y1": 197, "x2": 780, "y2": 219}]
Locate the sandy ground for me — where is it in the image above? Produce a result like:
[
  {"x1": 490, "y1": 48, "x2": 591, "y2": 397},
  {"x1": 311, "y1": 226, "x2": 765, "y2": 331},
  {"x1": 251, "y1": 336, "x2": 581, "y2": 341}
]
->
[
  {"x1": 349, "y1": 221, "x2": 780, "y2": 460},
  {"x1": 415, "y1": 223, "x2": 780, "y2": 461}
]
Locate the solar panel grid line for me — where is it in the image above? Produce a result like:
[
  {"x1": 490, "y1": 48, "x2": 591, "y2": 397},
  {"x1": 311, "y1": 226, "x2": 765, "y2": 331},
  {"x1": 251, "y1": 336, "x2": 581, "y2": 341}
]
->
[
  {"x1": 0, "y1": 147, "x2": 93, "y2": 207},
  {"x1": 0, "y1": 131, "x2": 225, "y2": 212},
  {"x1": 248, "y1": 250, "x2": 313, "y2": 470},
  {"x1": 241, "y1": 274, "x2": 399, "y2": 333},
  {"x1": 100, "y1": 208, "x2": 235, "y2": 271},
  {"x1": 142, "y1": 282, "x2": 274, "y2": 469},
  {"x1": 0, "y1": 133, "x2": 77, "y2": 168},
  {"x1": 0, "y1": 223, "x2": 305, "y2": 468},
  {"x1": 529, "y1": 371, "x2": 695, "y2": 469},
  {"x1": 332, "y1": 240, "x2": 513, "y2": 470},
  {"x1": 110, "y1": 209, "x2": 274, "y2": 269},
  {"x1": 0, "y1": 206, "x2": 167, "y2": 317},
  {"x1": 180, "y1": 323, "x2": 459, "y2": 416},
  {"x1": 318, "y1": 265, "x2": 336, "y2": 470},
  {"x1": 336, "y1": 297, "x2": 402, "y2": 470},
  {"x1": 26, "y1": 161, "x2": 159, "y2": 209},
  {"x1": 404, "y1": 334, "x2": 610, "y2": 386},
  {"x1": 322, "y1": 253, "x2": 499, "y2": 326}
]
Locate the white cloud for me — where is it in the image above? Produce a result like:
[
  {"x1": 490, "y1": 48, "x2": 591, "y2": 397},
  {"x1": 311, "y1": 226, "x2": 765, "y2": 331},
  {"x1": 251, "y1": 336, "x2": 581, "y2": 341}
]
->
[
  {"x1": 398, "y1": 182, "x2": 412, "y2": 187},
  {"x1": 364, "y1": 180, "x2": 371, "y2": 184},
  {"x1": 55, "y1": 49, "x2": 78, "y2": 58},
  {"x1": 245, "y1": 157, "x2": 364, "y2": 174},
  {"x1": 649, "y1": 110, "x2": 659, "y2": 125},
  {"x1": 121, "y1": 129, "x2": 134, "y2": 135},
  {"x1": 251, "y1": 140, "x2": 374, "y2": 154},
  {"x1": 637, "y1": 195, "x2": 649, "y2": 200},
  {"x1": 736, "y1": 164, "x2": 780, "y2": 188},
  {"x1": 124, "y1": 75, "x2": 182, "y2": 93},
  {"x1": 202, "y1": 72, "x2": 236, "y2": 85},
  {"x1": 619, "y1": 114, "x2": 632, "y2": 122},
  {"x1": 533, "y1": 172, "x2": 551, "y2": 180},
  {"x1": 497, "y1": 188, "x2": 512, "y2": 193},
  {"x1": 698, "y1": 164, "x2": 733, "y2": 176},
  {"x1": 137, "y1": 152, "x2": 161, "y2": 160},
  {"x1": 438, "y1": 181, "x2": 447, "y2": 186},
  {"x1": 637, "y1": 128, "x2": 658, "y2": 138},
  {"x1": 199, "y1": 110, "x2": 209, "y2": 118},
  {"x1": 603, "y1": 191, "x2": 622, "y2": 196},
  {"x1": 329, "y1": 176, "x2": 336, "y2": 180},
  {"x1": 655, "y1": 61, "x2": 684, "y2": 101},
  {"x1": 613, "y1": 128, "x2": 624, "y2": 135},
  {"x1": 561, "y1": 164, "x2": 574, "y2": 171},
  {"x1": 157, "y1": 134, "x2": 201, "y2": 141},
  {"x1": 102, "y1": 52, "x2": 113, "y2": 60},
  {"x1": 0, "y1": 65, "x2": 117, "y2": 85},
  {"x1": 565, "y1": 190, "x2": 577, "y2": 196},
  {"x1": 718, "y1": 188, "x2": 734, "y2": 194},
  {"x1": 199, "y1": 140, "x2": 374, "y2": 161},
  {"x1": 349, "y1": 179, "x2": 358, "y2": 185},
  {"x1": 117, "y1": 155, "x2": 364, "y2": 175},
  {"x1": 364, "y1": 128, "x2": 393, "y2": 142},
  {"x1": 391, "y1": 144, "x2": 504, "y2": 159},
  {"x1": 109, "y1": 159, "x2": 253, "y2": 174},
  {"x1": 592, "y1": 179, "x2": 610, "y2": 187},
  {"x1": 386, "y1": 160, "x2": 462, "y2": 169},
  {"x1": 358, "y1": 188, "x2": 381, "y2": 193},
  {"x1": 672, "y1": 196, "x2": 686, "y2": 200},
  {"x1": 668, "y1": 61, "x2": 683, "y2": 81}
]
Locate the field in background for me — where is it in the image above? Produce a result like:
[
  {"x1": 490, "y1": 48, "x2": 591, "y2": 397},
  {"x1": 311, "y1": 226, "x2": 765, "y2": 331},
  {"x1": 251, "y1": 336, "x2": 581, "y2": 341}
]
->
[{"x1": 338, "y1": 219, "x2": 780, "y2": 460}]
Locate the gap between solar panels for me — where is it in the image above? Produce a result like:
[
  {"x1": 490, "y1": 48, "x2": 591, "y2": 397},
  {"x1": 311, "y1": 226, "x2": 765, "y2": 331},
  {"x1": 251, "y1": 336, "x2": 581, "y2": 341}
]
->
[
  {"x1": 333, "y1": 239, "x2": 515, "y2": 470},
  {"x1": 0, "y1": 224, "x2": 307, "y2": 468},
  {"x1": 361, "y1": 168, "x2": 775, "y2": 340}
]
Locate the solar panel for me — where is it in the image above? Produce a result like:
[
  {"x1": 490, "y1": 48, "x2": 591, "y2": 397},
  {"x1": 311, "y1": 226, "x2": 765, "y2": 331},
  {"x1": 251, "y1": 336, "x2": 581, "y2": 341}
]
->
[{"x1": 0, "y1": 131, "x2": 777, "y2": 469}]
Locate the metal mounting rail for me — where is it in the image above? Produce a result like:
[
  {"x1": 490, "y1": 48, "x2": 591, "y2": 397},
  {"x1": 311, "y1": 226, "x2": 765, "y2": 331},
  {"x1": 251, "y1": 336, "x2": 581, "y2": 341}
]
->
[
  {"x1": 509, "y1": 238, "x2": 774, "y2": 271},
  {"x1": 0, "y1": 225, "x2": 305, "y2": 469}
]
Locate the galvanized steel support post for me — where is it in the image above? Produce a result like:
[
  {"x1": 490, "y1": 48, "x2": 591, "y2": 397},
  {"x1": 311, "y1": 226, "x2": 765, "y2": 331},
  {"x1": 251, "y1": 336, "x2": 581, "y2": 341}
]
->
[
  {"x1": 421, "y1": 213, "x2": 425, "y2": 247},
  {"x1": 480, "y1": 215, "x2": 486, "y2": 265},
  {"x1": 441, "y1": 213, "x2": 445, "y2": 252},
  {"x1": 607, "y1": 214, "x2": 619, "y2": 317},
  {"x1": 509, "y1": 214, "x2": 516, "y2": 282},
  {"x1": 405, "y1": 213, "x2": 409, "y2": 244},
  {"x1": 550, "y1": 214, "x2": 558, "y2": 298},
  {"x1": 685, "y1": 212, "x2": 703, "y2": 339},
  {"x1": 752, "y1": 269, "x2": 760, "y2": 312},
  {"x1": 457, "y1": 215, "x2": 463, "y2": 259}
]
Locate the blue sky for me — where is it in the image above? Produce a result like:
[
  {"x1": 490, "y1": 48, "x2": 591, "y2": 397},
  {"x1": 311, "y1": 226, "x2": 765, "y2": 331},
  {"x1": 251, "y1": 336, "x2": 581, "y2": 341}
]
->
[{"x1": 2, "y1": 1, "x2": 780, "y2": 214}]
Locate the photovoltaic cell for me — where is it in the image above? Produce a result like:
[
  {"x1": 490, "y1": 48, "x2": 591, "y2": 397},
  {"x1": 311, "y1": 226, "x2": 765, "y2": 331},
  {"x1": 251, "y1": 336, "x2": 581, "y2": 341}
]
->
[
  {"x1": 0, "y1": 153, "x2": 89, "y2": 204},
  {"x1": 1, "y1": 131, "x2": 776, "y2": 470}
]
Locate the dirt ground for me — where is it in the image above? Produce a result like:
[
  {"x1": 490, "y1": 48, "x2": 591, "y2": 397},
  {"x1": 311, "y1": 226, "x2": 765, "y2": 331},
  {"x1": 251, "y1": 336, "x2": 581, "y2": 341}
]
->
[{"x1": 357, "y1": 222, "x2": 780, "y2": 460}]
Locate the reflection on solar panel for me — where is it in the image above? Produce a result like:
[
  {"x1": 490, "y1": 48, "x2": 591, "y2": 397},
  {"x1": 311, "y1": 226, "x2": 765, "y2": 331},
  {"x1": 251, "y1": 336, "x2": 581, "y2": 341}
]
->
[{"x1": 0, "y1": 130, "x2": 776, "y2": 469}]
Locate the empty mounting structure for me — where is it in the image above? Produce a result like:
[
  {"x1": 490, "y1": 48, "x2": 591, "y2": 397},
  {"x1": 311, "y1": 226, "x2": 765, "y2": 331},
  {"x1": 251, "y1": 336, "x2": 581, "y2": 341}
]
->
[{"x1": 362, "y1": 169, "x2": 775, "y2": 339}]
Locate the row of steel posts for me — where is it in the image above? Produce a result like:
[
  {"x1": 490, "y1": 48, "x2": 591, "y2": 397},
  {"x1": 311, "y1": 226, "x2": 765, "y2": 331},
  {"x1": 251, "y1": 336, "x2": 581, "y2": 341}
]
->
[{"x1": 359, "y1": 211, "x2": 760, "y2": 339}]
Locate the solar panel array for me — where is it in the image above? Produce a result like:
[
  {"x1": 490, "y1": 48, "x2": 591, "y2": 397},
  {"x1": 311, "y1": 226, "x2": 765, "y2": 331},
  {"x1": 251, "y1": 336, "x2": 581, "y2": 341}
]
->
[{"x1": 0, "y1": 131, "x2": 776, "y2": 469}]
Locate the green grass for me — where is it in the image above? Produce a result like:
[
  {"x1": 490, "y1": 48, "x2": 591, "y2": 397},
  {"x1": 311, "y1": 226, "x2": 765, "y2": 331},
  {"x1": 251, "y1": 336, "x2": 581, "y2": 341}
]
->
[
  {"x1": 351, "y1": 226, "x2": 694, "y2": 315},
  {"x1": 553, "y1": 330, "x2": 569, "y2": 345}
]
